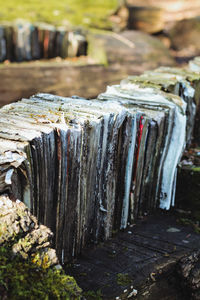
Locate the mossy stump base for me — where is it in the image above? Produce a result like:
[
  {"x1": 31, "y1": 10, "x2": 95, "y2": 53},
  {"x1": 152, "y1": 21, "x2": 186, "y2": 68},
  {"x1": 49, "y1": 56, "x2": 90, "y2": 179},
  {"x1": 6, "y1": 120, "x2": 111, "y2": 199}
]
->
[{"x1": 0, "y1": 195, "x2": 82, "y2": 300}]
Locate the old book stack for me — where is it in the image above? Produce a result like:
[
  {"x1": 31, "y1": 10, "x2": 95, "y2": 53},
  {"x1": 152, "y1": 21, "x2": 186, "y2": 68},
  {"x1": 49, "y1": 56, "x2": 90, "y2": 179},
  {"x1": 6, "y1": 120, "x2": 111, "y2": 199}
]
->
[
  {"x1": 0, "y1": 21, "x2": 88, "y2": 62},
  {"x1": 0, "y1": 62, "x2": 199, "y2": 263}
]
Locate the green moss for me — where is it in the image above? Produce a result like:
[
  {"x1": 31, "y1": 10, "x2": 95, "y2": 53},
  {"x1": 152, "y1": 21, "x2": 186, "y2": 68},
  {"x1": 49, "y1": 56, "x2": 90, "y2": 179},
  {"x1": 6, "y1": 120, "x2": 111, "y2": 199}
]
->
[
  {"x1": 0, "y1": 244, "x2": 82, "y2": 299},
  {"x1": 178, "y1": 218, "x2": 200, "y2": 234},
  {"x1": 79, "y1": 272, "x2": 87, "y2": 277},
  {"x1": 87, "y1": 32, "x2": 108, "y2": 65},
  {"x1": 83, "y1": 289, "x2": 102, "y2": 300},
  {"x1": 0, "y1": 223, "x2": 19, "y2": 245},
  {"x1": 125, "y1": 75, "x2": 176, "y2": 92},
  {"x1": 31, "y1": 251, "x2": 53, "y2": 269},
  {"x1": 0, "y1": 0, "x2": 118, "y2": 29},
  {"x1": 117, "y1": 273, "x2": 132, "y2": 286},
  {"x1": 192, "y1": 167, "x2": 200, "y2": 172}
]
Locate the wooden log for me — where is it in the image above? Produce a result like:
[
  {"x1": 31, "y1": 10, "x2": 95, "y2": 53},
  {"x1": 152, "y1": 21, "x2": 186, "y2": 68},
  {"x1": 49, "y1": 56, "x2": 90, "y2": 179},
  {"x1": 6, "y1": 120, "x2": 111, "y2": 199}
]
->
[
  {"x1": 0, "y1": 26, "x2": 6, "y2": 62},
  {"x1": 177, "y1": 250, "x2": 200, "y2": 300},
  {"x1": 0, "y1": 21, "x2": 87, "y2": 63},
  {"x1": 13, "y1": 20, "x2": 32, "y2": 62},
  {"x1": 0, "y1": 95, "x2": 134, "y2": 261},
  {"x1": 168, "y1": 17, "x2": 200, "y2": 55},
  {"x1": 113, "y1": 0, "x2": 200, "y2": 31},
  {"x1": 0, "y1": 59, "x2": 199, "y2": 263},
  {"x1": 127, "y1": 6, "x2": 164, "y2": 33},
  {"x1": 99, "y1": 81, "x2": 188, "y2": 213},
  {"x1": 151, "y1": 67, "x2": 200, "y2": 148},
  {"x1": 120, "y1": 67, "x2": 200, "y2": 147},
  {"x1": 0, "y1": 90, "x2": 186, "y2": 262},
  {"x1": 3, "y1": 22, "x2": 14, "y2": 61}
]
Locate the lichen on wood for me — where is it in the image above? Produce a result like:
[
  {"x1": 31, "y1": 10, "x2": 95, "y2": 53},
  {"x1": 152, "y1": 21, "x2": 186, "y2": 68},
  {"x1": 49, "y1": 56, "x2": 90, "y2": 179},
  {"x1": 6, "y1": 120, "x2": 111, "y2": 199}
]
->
[{"x1": 0, "y1": 194, "x2": 82, "y2": 299}]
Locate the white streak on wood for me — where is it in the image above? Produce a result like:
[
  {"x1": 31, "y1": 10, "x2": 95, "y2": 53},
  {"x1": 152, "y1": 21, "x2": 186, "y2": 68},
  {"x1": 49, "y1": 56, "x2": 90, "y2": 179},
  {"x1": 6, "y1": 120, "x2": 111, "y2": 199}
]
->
[
  {"x1": 5, "y1": 168, "x2": 14, "y2": 185},
  {"x1": 121, "y1": 117, "x2": 136, "y2": 229}
]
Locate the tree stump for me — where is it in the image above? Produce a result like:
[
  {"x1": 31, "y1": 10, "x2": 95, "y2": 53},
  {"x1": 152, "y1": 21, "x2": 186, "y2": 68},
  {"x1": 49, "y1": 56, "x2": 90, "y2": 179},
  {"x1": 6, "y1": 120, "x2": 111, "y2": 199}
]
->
[{"x1": 0, "y1": 64, "x2": 196, "y2": 262}]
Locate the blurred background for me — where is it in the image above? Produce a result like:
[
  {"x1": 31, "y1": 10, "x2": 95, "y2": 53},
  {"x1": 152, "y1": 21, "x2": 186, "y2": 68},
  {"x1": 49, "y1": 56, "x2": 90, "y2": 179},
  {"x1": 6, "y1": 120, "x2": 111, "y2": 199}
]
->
[{"x1": 0, "y1": 0, "x2": 200, "y2": 107}]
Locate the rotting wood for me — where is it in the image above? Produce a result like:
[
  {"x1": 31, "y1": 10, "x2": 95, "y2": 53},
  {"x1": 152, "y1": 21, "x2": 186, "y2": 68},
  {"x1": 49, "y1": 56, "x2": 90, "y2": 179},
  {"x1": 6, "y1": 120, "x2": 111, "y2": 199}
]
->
[
  {"x1": 120, "y1": 66, "x2": 200, "y2": 147},
  {"x1": 0, "y1": 59, "x2": 199, "y2": 264},
  {"x1": 177, "y1": 250, "x2": 200, "y2": 300},
  {"x1": 0, "y1": 20, "x2": 87, "y2": 63},
  {"x1": 99, "y1": 82, "x2": 187, "y2": 211}
]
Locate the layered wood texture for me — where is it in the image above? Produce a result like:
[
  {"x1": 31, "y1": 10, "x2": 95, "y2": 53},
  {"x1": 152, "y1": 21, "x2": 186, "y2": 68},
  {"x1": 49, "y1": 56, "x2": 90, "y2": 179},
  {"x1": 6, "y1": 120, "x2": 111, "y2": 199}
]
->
[
  {"x1": 0, "y1": 21, "x2": 87, "y2": 62},
  {"x1": 0, "y1": 62, "x2": 199, "y2": 262}
]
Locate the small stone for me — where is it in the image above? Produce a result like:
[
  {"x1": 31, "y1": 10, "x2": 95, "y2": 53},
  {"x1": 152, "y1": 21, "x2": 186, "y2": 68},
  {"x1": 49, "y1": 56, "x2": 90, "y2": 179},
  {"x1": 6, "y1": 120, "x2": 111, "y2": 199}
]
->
[
  {"x1": 130, "y1": 224, "x2": 135, "y2": 228},
  {"x1": 167, "y1": 227, "x2": 181, "y2": 233},
  {"x1": 128, "y1": 289, "x2": 137, "y2": 298},
  {"x1": 133, "y1": 289, "x2": 137, "y2": 296},
  {"x1": 54, "y1": 264, "x2": 62, "y2": 270},
  {"x1": 182, "y1": 240, "x2": 189, "y2": 244},
  {"x1": 74, "y1": 264, "x2": 80, "y2": 267}
]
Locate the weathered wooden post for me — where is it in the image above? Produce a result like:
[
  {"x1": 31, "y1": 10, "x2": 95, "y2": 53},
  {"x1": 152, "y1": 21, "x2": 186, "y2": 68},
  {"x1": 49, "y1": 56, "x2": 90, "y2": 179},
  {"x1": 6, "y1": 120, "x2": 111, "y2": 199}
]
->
[
  {"x1": 0, "y1": 59, "x2": 200, "y2": 265},
  {"x1": 0, "y1": 21, "x2": 88, "y2": 63}
]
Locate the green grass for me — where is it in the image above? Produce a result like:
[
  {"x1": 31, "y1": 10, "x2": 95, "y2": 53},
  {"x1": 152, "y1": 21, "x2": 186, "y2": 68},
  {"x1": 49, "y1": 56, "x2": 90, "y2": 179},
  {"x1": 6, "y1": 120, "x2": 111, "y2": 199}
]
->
[{"x1": 0, "y1": 0, "x2": 118, "y2": 29}]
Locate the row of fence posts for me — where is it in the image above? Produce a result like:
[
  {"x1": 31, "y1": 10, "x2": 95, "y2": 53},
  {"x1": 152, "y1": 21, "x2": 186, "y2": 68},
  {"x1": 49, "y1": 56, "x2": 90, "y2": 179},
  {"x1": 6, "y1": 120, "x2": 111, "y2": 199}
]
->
[{"x1": 0, "y1": 21, "x2": 88, "y2": 62}]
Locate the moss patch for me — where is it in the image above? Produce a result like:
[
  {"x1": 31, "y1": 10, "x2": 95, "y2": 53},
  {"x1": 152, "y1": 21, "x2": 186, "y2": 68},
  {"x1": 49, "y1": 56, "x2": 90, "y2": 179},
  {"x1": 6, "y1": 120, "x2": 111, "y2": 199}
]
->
[
  {"x1": 0, "y1": 0, "x2": 118, "y2": 29},
  {"x1": 117, "y1": 273, "x2": 132, "y2": 286},
  {"x1": 192, "y1": 167, "x2": 200, "y2": 172},
  {"x1": 83, "y1": 289, "x2": 102, "y2": 300},
  {"x1": 0, "y1": 243, "x2": 82, "y2": 299},
  {"x1": 177, "y1": 218, "x2": 200, "y2": 234},
  {"x1": 87, "y1": 33, "x2": 108, "y2": 65}
]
